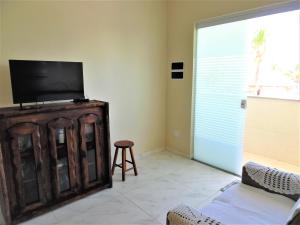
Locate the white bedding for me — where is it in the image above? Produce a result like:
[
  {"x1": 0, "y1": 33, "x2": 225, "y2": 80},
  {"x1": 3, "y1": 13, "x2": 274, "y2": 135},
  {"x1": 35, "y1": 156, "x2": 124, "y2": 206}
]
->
[{"x1": 200, "y1": 183, "x2": 295, "y2": 225}]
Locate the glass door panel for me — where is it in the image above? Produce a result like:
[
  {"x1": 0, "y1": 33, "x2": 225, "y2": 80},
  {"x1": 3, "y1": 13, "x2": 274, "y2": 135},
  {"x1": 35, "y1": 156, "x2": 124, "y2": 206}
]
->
[
  {"x1": 8, "y1": 123, "x2": 47, "y2": 215},
  {"x1": 85, "y1": 124, "x2": 97, "y2": 183},
  {"x1": 55, "y1": 128, "x2": 70, "y2": 192},
  {"x1": 194, "y1": 21, "x2": 249, "y2": 175},
  {"x1": 48, "y1": 118, "x2": 77, "y2": 199},
  {"x1": 79, "y1": 114, "x2": 104, "y2": 189},
  {"x1": 18, "y1": 135, "x2": 40, "y2": 204}
]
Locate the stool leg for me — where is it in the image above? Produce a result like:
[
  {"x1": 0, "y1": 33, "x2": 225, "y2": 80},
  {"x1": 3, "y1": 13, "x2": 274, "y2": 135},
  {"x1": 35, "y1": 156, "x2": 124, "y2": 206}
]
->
[
  {"x1": 112, "y1": 147, "x2": 119, "y2": 175},
  {"x1": 124, "y1": 148, "x2": 127, "y2": 171},
  {"x1": 129, "y1": 147, "x2": 138, "y2": 176},
  {"x1": 122, "y1": 148, "x2": 126, "y2": 181}
]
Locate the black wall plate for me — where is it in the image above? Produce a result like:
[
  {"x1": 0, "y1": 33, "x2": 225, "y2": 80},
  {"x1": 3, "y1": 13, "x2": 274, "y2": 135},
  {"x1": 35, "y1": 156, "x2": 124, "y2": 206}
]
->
[
  {"x1": 171, "y1": 62, "x2": 184, "y2": 70},
  {"x1": 172, "y1": 71, "x2": 183, "y2": 79}
]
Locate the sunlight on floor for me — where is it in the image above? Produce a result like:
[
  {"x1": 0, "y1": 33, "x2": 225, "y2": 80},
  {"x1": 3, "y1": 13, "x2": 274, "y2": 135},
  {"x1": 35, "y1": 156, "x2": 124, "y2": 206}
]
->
[{"x1": 243, "y1": 151, "x2": 300, "y2": 174}]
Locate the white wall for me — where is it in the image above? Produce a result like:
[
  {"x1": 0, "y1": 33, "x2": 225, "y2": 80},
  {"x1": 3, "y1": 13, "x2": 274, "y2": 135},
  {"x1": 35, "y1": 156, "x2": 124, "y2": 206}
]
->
[
  {"x1": 0, "y1": 1, "x2": 2, "y2": 58},
  {"x1": 0, "y1": 1, "x2": 167, "y2": 154},
  {"x1": 244, "y1": 97, "x2": 300, "y2": 166}
]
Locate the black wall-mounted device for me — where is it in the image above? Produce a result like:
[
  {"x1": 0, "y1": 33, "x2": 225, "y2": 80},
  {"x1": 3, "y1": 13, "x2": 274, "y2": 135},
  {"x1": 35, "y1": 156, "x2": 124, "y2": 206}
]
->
[{"x1": 171, "y1": 62, "x2": 184, "y2": 79}]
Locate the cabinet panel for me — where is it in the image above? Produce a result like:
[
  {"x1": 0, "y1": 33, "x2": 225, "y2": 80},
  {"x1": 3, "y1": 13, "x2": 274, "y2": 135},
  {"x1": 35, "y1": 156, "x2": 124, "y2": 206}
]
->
[
  {"x1": 79, "y1": 114, "x2": 105, "y2": 189},
  {"x1": 48, "y1": 118, "x2": 78, "y2": 199},
  {"x1": 7, "y1": 123, "x2": 47, "y2": 215}
]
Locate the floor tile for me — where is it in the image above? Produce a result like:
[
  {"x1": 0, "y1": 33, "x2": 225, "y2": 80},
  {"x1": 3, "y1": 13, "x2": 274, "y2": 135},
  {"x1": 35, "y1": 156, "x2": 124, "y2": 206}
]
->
[{"x1": 20, "y1": 151, "x2": 236, "y2": 225}]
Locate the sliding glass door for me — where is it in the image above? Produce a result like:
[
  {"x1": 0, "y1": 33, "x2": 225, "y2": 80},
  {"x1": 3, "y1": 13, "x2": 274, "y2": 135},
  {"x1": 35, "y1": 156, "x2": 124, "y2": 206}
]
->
[
  {"x1": 193, "y1": 1, "x2": 299, "y2": 175},
  {"x1": 193, "y1": 21, "x2": 249, "y2": 175}
]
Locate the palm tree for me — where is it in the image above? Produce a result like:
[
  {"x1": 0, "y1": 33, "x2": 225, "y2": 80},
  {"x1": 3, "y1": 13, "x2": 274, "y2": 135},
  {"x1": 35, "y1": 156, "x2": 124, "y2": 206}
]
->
[
  {"x1": 285, "y1": 64, "x2": 300, "y2": 99},
  {"x1": 285, "y1": 64, "x2": 300, "y2": 81},
  {"x1": 252, "y1": 29, "x2": 266, "y2": 95}
]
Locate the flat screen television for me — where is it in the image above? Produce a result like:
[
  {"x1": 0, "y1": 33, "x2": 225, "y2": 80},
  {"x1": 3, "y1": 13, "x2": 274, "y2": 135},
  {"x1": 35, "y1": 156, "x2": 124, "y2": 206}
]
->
[{"x1": 9, "y1": 60, "x2": 85, "y2": 104}]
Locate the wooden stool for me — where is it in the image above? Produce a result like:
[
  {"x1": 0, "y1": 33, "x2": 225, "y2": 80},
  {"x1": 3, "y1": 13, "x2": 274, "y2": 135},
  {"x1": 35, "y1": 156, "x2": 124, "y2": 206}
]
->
[{"x1": 112, "y1": 140, "x2": 138, "y2": 181}]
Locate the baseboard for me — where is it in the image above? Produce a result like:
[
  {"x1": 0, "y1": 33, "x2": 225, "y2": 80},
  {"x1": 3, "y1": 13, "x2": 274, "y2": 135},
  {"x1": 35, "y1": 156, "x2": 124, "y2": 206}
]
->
[
  {"x1": 113, "y1": 146, "x2": 191, "y2": 160},
  {"x1": 136, "y1": 147, "x2": 165, "y2": 159},
  {"x1": 165, "y1": 146, "x2": 190, "y2": 158}
]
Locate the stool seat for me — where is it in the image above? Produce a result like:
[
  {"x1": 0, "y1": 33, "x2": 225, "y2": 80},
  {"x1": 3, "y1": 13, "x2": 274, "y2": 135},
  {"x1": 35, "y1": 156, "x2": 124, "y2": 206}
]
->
[{"x1": 114, "y1": 140, "x2": 134, "y2": 148}]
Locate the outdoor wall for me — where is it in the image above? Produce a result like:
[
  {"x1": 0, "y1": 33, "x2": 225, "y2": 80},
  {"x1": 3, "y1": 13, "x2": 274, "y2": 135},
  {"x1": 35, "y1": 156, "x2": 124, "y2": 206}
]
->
[
  {"x1": 0, "y1": 1, "x2": 167, "y2": 155},
  {"x1": 244, "y1": 97, "x2": 300, "y2": 166},
  {"x1": 166, "y1": 0, "x2": 291, "y2": 157}
]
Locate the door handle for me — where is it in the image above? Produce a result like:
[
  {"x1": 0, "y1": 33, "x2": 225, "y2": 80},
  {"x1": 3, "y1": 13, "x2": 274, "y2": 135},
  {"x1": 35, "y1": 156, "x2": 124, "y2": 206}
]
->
[{"x1": 241, "y1": 99, "x2": 247, "y2": 109}]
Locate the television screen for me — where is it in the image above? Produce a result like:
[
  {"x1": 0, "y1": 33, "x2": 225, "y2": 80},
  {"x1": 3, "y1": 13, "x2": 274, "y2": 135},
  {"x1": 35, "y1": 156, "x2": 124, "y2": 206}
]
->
[{"x1": 9, "y1": 60, "x2": 84, "y2": 104}]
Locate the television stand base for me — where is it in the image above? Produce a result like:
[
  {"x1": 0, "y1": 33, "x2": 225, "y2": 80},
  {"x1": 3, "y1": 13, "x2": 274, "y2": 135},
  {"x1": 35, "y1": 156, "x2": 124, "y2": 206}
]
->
[
  {"x1": 19, "y1": 103, "x2": 42, "y2": 110},
  {"x1": 73, "y1": 98, "x2": 90, "y2": 103}
]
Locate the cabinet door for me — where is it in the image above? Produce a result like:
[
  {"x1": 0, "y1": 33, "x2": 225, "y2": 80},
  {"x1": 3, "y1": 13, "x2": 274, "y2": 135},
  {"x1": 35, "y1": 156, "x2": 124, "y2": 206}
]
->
[
  {"x1": 8, "y1": 123, "x2": 47, "y2": 214},
  {"x1": 48, "y1": 118, "x2": 78, "y2": 199},
  {"x1": 79, "y1": 114, "x2": 105, "y2": 189}
]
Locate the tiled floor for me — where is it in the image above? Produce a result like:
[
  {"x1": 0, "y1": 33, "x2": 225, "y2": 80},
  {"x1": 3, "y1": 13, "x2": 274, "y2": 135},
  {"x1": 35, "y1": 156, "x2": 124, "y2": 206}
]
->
[{"x1": 20, "y1": 151, "x2": 237, "y2": 225}]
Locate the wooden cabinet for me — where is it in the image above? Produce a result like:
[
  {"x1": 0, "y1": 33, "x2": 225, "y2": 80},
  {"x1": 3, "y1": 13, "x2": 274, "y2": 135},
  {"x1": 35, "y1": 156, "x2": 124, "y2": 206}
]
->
[{"x1": 0, "y1": 101, "x2": 112, "y2": 225}]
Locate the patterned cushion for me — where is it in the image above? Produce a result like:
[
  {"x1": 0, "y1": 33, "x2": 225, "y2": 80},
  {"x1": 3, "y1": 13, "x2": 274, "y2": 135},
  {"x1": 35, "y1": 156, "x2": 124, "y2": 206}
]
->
[
  {"x1": 242, "y1": 162, "x2": 300, "y2": 201},
  {"x1": 167, "y1": 204, "x2": 224, "y2": 225}
]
